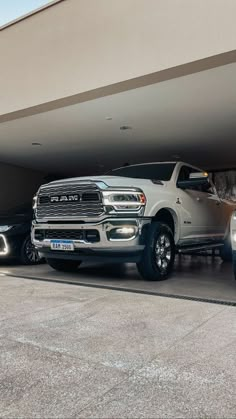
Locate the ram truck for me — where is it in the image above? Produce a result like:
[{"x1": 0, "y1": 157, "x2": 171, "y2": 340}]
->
[{"x1": 32, "y1": 162, "x2": 234, "y2": 280}]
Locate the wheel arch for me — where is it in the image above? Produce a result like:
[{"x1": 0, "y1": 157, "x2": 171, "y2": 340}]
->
[{"x1": 152, "y1": 207, "x2": 179, "y2": 242}]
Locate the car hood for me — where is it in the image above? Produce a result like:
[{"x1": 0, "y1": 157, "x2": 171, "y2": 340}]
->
[
  {"x1": 46, "y1": 175, "x2": 165, "y2": 189},
  {"x1": 0, "y1": 214, "x2": 31, "y2": 226}
]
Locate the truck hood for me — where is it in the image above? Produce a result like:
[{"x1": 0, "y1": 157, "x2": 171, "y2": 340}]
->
[{"x1": 47, "y1": 175, "x2": 165, "y2": 189}]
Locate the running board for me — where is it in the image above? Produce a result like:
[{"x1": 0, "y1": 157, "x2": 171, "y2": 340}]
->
[{"x1": 177, "y1": 243, "x2": 223, "y2": 253}]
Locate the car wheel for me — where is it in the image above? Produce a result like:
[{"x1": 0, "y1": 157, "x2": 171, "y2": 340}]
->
[
  {"x1": 47, "y1": 258, "x2": 81, "y2": 272},
  {"x1": 137, "y1": 221, "x2": 175, "y2": 281},
  {"x1": 20, "y1": 235, "x2": 42, "y2": 265},
  {"x1": 220, "y1": 236, "x2": 232, "y2": 262}
]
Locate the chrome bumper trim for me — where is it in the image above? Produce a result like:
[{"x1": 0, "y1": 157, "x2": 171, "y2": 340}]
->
[{"x1": 32, "y1": 218, "x2": 150, "y2": 250}]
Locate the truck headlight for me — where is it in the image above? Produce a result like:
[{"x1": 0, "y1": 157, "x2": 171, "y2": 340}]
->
[
  {"x1": 107, "y1": 194, "x2": 145, "y2": 203},
  {"x1": 103, "y1": 191, "x2": 146, "y2": 211},
  {"x1": 0, "y1": 226, "x2": 12, "y2": 233}
]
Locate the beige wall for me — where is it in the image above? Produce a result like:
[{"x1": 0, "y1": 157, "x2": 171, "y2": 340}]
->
[
  {"x1": 0, "y1": 163, "x2": 45, "y2": 212},
  {"x1": 0, "y1": 0, "x2": 235, "y2": 116}
]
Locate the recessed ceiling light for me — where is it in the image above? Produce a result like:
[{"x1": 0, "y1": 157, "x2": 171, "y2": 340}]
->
[
  {"x1": 120, "y1": 125, "x2": 132, "y2": 131},
  {"x1": 32, "y1": 142, "x2": 42, "y2": 146}
]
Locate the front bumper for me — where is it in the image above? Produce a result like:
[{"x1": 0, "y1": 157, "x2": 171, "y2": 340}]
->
[
  {"x1": 32, "y1": 218, "x2": 150, "y2": 263},
  {"x1": 0, "y1": 233, "x2": 27, "y2": 259}
]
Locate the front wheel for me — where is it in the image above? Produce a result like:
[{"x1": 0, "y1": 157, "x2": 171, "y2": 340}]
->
[
  {"x1": 220, "y1": 238, "x2": 232, "y2": 262},
  {"x1": 47, "y1": 258, "x2": 81, "y2": 272},
  {"x1": 137, "y1": 222, "x2": 175, "y2": 281},
  {"x1": 20, "y1": 235, "x2": 42, "y2": 265}
]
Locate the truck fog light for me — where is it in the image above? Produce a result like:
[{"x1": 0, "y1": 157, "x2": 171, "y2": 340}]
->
[
  {"x1": 116, "y1": 227, "x2": 135, "y2": 235},
  {"x1": 35, "y1": 230, "x2": 45, "y2": 241},
  {"x1": 109, "y1": 227, "x2": 136, "y2": 240}
]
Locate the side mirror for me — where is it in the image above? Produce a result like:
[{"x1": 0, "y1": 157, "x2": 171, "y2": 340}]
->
[{"x1": 177, "y1": 172, "x2": 209, "y2": 189}]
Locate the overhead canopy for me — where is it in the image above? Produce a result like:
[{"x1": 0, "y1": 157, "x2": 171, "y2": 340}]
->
[{"x1": 0, "y1": 61, "x2": 235, "y2": 176}]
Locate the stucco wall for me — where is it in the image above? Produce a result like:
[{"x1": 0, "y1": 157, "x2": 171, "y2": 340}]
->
[
  {"x1": 0, "y1": 0, "x2": 235, "y2": 115},
  {"x1": 0, "y1": 163, "x2": 45, "y2": 212}
]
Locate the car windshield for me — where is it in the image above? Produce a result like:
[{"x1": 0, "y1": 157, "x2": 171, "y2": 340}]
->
[
  {"x1": 108, "y1": 163, "x2": 176, "y2": 181},
  {"x1": 0, "y1": 203, "x2": 33, "y2": 217}
]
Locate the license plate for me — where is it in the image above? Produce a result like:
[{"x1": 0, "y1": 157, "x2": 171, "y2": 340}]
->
[{"x1": 50, "y1": 240, "x2": 74, "y2": 251}]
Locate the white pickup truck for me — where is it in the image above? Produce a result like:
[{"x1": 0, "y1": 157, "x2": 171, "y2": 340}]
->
[{"x1": 32, "y1": 161, "x2": 234, "y2": 280}]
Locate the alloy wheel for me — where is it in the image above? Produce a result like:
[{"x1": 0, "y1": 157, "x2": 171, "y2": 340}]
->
[
  {"x1": 155, "y1": 234, "x2": 172, "y2": 273},
  {"x1": 25, "y1": 237, "x2": 41, "y2": 263}
]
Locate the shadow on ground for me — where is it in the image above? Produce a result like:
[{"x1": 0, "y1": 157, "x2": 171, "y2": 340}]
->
[{"x1": 0, "y1": 254, "x2": 235, "y2": 303}]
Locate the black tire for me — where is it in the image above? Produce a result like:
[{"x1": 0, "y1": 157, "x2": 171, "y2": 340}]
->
[
  {"x1": 47, "y1": 258, "x2": 81, "y2": 272},
  {"x1": 20, "y1": 235, "x2": 42, "y2": 265},
  {"x1": 137, "y1": 221, "x2": 175, "y2": 281},
  {"x1": 220, "y1": 237, "x2": 232, "y2": 262}
]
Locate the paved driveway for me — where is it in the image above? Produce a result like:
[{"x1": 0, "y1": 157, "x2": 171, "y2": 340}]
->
[{"x1": 0, "y1": 274, "x2": 236, "y2": 418}]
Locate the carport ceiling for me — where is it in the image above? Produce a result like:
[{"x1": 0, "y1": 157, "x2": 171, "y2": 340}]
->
[{"x1": 0, "y1": 62, "x2": 235, "y2": 175}]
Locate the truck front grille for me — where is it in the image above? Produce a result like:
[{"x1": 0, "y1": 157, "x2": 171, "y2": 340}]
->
[
  {"x1": 36, "y1": 183, "x2": 104, "y2": 220},
  {"x1": 35, "y1": 229, "x2": 100, "y2": 243}
]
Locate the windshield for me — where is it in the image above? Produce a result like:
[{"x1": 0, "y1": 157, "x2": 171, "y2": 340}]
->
[
  {"x1": 0, "y1": 203, "x2": 33, "y2": 217},
  {"x1": 108, "y1": 163, "x2": 176, "y2": 181}
]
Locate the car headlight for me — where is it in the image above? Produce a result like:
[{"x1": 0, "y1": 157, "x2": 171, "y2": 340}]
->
[
  {"x1": 0, "y1": 225, "x2": 12, "y2": 233},
  {"x1": 103, "y1": 190, "x2": 146, "y2": 211}
]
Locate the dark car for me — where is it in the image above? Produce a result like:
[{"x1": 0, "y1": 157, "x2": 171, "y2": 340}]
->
[{"x1": 0, "y1": 204, "x2": 41, "y2": 265}]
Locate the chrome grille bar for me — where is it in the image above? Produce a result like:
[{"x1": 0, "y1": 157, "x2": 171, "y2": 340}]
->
[{"x1": 36, "y1": 183, "x2": 104, "y2": 220}]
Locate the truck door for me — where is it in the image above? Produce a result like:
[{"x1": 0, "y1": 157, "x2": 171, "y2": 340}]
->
[
  {"x1": 176, "y1": 165, "x2": 208, "y2": 243},
  {"x1": 177, "y1": 166, "x2": 228, "y2": 243},
  {"x1": 197, "y1": 184, "x2": 229, "y2": 240}
]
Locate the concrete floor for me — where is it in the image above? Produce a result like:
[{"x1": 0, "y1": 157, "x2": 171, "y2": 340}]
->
[
  {"x1": 0, "y1": 255, "x2": 235, "y2": 304},
  {"x1": 0, "y1": 273, "x2": 236, "y2": 418}
]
